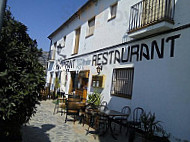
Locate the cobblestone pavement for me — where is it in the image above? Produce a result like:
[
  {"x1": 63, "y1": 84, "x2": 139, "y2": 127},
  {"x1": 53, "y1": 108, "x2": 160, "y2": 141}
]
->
[{"x1": 22, "y1": 100, "x2": 131, "y2": 142}]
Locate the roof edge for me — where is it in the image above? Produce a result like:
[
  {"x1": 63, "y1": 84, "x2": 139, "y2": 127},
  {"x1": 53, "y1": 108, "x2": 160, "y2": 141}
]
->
[{"x1": 48, "y1": 0, "x2": 96, "y2": 39}]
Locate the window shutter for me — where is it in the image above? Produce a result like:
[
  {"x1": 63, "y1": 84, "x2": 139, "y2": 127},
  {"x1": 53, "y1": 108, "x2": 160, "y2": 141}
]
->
[
  {"x1": 74, "y1": 28, "x2": 80, "y2": 54},
  {"x1": 88, "y1": 17, "x2": 95, "y2": 36},
  {"x1": 111, "y1": 3, "x2": 117, "y2": 18}
]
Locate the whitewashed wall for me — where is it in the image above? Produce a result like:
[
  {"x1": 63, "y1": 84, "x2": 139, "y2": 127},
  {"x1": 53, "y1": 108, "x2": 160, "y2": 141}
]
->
[
  {"x1": 62, "y1": 27, "x2": 190, "y2": 141},
  {"x1": 49, "y1": 0, "x2": 190, "y2": 60},
  {"x1": 46, "y1": 0, "x2": 190, "y2": 141}
]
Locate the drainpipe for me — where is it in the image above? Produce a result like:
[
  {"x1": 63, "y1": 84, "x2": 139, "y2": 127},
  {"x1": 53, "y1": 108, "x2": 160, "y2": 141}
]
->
[{"x1": 0, "y1": 0, "x2": 7, "y2": 36}]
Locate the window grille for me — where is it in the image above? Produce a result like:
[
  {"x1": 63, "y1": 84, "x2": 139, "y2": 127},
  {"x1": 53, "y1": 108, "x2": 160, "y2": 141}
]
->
[
  {"x1": 111, "y1": 68, "x2": 134, "y2": 99},
  {"x1": 128, "y1": 0, "x2": 175, "y2": 32}
]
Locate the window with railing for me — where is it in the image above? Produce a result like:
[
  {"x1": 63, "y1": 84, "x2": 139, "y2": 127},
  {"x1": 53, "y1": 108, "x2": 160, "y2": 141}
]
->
[
  {"x1": 128, "y1": 0, "x2": 175, "y2": 33},
  {"x1": 111, "y1": 68, "x2": 134, "y2": 99}
]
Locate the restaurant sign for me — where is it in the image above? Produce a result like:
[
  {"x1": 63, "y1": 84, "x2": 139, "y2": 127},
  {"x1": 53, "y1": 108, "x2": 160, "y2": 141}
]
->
[
  {"x1": 61, "y1": 34, "x2": 181, "y2": 69},
  {"x1": 61, "y1": 58, "x2": 91, "y2": 69},
  {"x1": 92, "y1": 34, "x2": 181, "y2": 66}
]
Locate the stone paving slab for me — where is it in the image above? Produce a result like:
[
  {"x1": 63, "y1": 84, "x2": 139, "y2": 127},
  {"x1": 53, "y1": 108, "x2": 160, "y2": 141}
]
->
[{"x1": 21, "y1": 100, "x2": 132, "y2": 142}]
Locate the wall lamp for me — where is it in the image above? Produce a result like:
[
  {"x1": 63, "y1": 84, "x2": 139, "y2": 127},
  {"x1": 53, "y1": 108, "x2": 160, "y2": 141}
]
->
[
  {"x1": 96, "y1": 65, "x2": 102, "y2": 75},
  {"x1": 57, "y1": 44, "x2": 62, "y2": 54}
]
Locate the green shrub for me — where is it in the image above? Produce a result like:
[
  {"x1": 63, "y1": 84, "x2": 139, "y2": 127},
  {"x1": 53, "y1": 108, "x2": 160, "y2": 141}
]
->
[
  {"x1": 140, "y1": 112, "x2": 169, "y2": 140},
  {"x1": 87, "y1": 91, "x2": 102, "y2": 106},
  {"x1": 0, "y1": 9, "x2": 45, "y2": 140}
]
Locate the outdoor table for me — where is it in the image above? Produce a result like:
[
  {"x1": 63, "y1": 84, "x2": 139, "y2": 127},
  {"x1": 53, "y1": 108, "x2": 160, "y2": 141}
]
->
[{"x1": 99, "y1": 109, "x2": 129, "y2": 140}]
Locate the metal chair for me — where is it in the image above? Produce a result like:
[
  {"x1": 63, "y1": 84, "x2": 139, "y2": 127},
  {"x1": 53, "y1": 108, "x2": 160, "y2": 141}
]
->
[
  {"x1": 86, "y1": 105, "x2": 108, "y2": 134},
  {"x1": 101, "y1": 101, "x2": 108, "y2": 107},
  {"x1": 126, "y1": 107, "x2": 144, "y2": 135},
  {"x1": 97, "y1": 105, "x2": 109, "y2": 132},
  {"x1": 112, "y1": 106, "x2": 131, "y2": 132},
  {"x1": 85, "y1": 105, "x2": 99, "y2": 134}
]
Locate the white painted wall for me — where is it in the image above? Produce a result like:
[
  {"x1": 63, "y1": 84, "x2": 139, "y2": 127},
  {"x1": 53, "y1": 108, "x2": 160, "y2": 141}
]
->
[
  {"x1": 49, "y1": 0, "x2": 188, "y2": 60},
  {"x1": 100, "y1": 29, "x2": 190, "y2": 141},
  {"x1": 50, "y1": 0, "x2": 136, "y2": 58},
  {"x1": 46, "y1": 0, "x2": 190, "y2": 141},
  {"x1": 59, "y1": 28, "x2": 190, "y2": 141}
]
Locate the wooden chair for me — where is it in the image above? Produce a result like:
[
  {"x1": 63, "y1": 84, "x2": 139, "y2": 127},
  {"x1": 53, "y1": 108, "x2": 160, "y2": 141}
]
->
[
  {"x1": 65, "y1": 101, "x2": 80, "y2": 124},
  {"x1": 53, "y1": 97, "x2": 66, "y2": 116}
]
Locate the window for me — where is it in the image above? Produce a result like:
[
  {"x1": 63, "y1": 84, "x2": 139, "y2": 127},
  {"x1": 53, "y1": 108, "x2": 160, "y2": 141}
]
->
[
  {"x1": 54, "y1": 42, "x2": 57, "y2": 49},
  {"x1": 86, "y1": 17, "x2": 95, "y2": 37},
  {"x1": 111, "y1": 68, "x2": 134, "y2": 99},
  {"x1": 49, "y1": 50, "x2": 56, "y2": 60},
  {"x1": 73, "y1": 27, "x2": 81, "y2": 55},
  {"x1": 62, "y1": 36, "x2": 66, "y2": 47},
  {"x1": 108, "y1": 3, "x2": 118, "y2": 21},
  {"x1": 128, "y1": 0, "x2": 175, "y2": 33},
  {"x1": 91, "y1": 75, "x2": 105, "y2": 88}
]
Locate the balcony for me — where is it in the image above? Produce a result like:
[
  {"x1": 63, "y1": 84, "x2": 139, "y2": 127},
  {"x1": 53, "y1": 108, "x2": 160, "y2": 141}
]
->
[
  {"x1": 128, "y1": 0, "x2": 175, "y2": 38},
  {"x1": 48, "y1": 50, "x2": 56, "y2": 61}
]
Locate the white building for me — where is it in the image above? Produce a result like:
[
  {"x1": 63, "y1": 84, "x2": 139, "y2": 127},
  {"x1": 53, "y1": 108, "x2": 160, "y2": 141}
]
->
[{"x1": 46, "y1": 0, "x2": 190, "y2": 141}]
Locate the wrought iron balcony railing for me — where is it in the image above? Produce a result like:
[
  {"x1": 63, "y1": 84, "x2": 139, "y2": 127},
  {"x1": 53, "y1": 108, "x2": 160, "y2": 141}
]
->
[
  {"x1": 128, "y1": 0, "x2": 175, "y2": 33},
  {"x1": 48, "y1": 50, "x2": 56, "y2": 60}
]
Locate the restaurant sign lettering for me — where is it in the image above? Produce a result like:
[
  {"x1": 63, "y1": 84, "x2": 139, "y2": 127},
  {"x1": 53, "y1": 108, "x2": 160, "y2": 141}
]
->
[
  {"x1": 92, "y1": 34, "x2": 181, "y2": 66},
  {"x1": 62, "y1": 34, "x2": 181, "y2": 69}
]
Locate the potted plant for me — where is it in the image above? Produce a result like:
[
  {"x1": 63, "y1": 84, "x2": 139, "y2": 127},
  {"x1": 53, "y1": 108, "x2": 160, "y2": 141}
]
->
[
  {"x1": 87, "y1": 91, "x2": 102, "y2": 108},
  {"x1": 139, "y1": 112, "x2": 170, "y2": 142}
]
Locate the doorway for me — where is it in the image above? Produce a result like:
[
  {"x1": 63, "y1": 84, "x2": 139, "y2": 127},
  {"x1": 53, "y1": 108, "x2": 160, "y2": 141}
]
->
[{"x1": 69, "y1": 70, "x2": 89, "y2": 101}]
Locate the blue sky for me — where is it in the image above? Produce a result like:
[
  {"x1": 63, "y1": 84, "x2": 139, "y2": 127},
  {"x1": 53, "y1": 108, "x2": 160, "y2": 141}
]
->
[{"x1": 7, "y1": 0, "x2": 88, "y2": 51}]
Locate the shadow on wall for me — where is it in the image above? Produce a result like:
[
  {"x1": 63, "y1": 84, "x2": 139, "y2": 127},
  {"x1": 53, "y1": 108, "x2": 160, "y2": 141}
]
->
[
  {"x1": 90, "y1": 87, "x2": 103, "y2": 94},
  {"x1": 21, "y1": 124, "x2": 55, "y2": 142}
]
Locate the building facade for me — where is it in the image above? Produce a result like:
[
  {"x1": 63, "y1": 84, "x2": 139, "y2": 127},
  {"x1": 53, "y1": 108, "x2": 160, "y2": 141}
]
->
[{"x1": 46, "y1": 0, "x2": 190, "y2": 141}]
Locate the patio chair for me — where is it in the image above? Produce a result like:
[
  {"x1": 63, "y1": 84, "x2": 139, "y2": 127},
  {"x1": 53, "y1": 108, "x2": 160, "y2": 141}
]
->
[
  {"x1": 65, "y1": 101, "x2": 80, "y2": 124},
  {"x1": 97, "y1": 105, "x2": 109, "y2": 132},
  {"x1": 68, "y1": 95, "x2": 81, "y2": 102},
  {"x1": 82, "y1": 96, "x2": 99, "y2": 127},
  {"x1": 85, "y1": 105, "x2": 99, "y2": 134},
  {"x1": 126, "y1": 107, "x2": 144, "y2": 135},
  {"x1": 101, "y1": 101, "x2": 108, "y2": 107},
  {"x1": 53, "y1": 97, "x2": 66, "y2": 116},
  {"x1": 112, "y1": 106, "x2": 131, "y2": 132}
]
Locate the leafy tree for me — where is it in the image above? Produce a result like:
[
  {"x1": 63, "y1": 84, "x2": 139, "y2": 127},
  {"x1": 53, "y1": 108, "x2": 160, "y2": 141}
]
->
[{"x1": 0, "y1": 9, "x2": 45, "y2": 141}]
